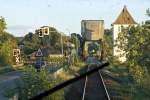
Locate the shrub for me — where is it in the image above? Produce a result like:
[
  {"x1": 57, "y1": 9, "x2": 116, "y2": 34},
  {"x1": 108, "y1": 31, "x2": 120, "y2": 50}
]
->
[{"x1": 4, "y1": 66, "x2": 65, "y2": 100}]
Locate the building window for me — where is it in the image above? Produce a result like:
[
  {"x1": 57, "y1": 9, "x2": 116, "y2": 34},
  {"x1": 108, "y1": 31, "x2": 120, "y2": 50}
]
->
[
  {"x1": 118, "y1": 26, "x2": 121, "y2": 32},
  {"x1": 121, "y1": 25, "x2": 124, "y2": 31}
]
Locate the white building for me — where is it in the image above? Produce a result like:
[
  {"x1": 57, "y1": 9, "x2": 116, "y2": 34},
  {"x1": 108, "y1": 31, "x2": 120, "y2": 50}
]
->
[{"x1": 113, "y1": 6, "x2": 137, "y2": 62}]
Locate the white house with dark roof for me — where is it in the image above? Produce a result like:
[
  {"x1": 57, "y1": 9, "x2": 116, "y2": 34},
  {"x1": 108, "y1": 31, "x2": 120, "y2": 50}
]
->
[{"x1": 113, "y1": 6, "x2": 137, "y2": 62}]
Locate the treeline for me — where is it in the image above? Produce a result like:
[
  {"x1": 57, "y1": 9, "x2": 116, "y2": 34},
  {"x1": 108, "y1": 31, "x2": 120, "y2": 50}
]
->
[
  {"x1": 20, "y1": 27, "x2": 65, "y2": 55},
  {"x1": 0, "y1": 17, "x2": 17, "y2": 66},
  {"x1": 0, "y1": 17, "x2": 82, "y2": 66}
]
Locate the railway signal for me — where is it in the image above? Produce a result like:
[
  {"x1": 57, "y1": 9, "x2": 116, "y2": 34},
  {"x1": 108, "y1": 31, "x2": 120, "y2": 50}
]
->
[
  {"x1": 43, "y1": 27, "x2": 49, "y2": 35},
  {"x1": 39, "y1": 28, "x2": 44, "y2": 37},
  {"x1": 13, "y1": 49, "x2": 20, "y2": 56},
  {"x1": 13, "y1": 49, "x2": 21, "y2": 64},
  {"x1": 38, "y1": 27, "x2": 50, "y2": 37},
  {"x1": 15, "y1": 56, "x2": 20, "y2": 64}
]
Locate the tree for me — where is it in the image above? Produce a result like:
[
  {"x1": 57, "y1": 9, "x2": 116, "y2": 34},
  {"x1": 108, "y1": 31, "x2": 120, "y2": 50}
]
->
[
  {"x1": 71, "y1": 33, "x2": 80, "y2": 49},
  {"x1": 103, "y1": 29, "x2": 113, "y2": 61},
  {"x1": 50, "y1": 31, "x2": 61, "y2": 49},
  {"x1": 22, "y1": 32, "x2": 41, "y2": 55},
  {"x1": 116, "y1": 25, "x2": 150, "y2": 83},
  {"x1": 0, "y1": 17, "x2": 9, "y2": 45},
  {"x1": 23, "y1": 27, "x2": 66, "y2": 55},
  {"x1": 115, "y1": 10, "x2": 150, "y2": 99},
  {"x1": 0, "y1": 39, "x2": 17, "y2": 65},
  {"x1": 0, "y1": 17, "x2": 17, "y2": 66},
  {"x1": 0, "y1": 16, "x2": 6, "y2": 35}
]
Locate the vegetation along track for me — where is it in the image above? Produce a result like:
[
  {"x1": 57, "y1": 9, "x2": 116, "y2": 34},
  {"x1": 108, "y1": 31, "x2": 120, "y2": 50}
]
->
[{"x1": 82, "y1": 65, "x2": 110, "y2": 100}]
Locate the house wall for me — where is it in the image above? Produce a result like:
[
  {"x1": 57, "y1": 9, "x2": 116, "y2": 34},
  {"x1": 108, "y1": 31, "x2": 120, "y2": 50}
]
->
[{"x1": 113, "y1": 24, "x2": 137, "y2": 62}]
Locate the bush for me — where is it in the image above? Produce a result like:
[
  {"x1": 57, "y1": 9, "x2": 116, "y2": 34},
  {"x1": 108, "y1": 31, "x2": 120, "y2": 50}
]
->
[
  {"x1": 48, "y1": 56, "x2": 68, "y2": 64},
  {"x1": 4, "y1": 66, "x2": 65, "y2": 100}
]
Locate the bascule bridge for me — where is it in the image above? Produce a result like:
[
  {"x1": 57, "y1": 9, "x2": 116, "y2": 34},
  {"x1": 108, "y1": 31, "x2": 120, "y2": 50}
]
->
[{"x1": 81, "y1": 20, "x2": 104, "y2": 59}]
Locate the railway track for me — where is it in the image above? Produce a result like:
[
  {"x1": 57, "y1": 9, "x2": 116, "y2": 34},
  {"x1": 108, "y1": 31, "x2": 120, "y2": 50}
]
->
[{"x1": 81, "y1": 65, "x2": 110, "y2": 100}]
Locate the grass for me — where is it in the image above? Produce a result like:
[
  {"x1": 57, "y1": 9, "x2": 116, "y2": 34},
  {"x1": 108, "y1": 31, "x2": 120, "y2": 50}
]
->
[
  {"x1": 0, "y1": 63, "x2": 26, "y2": 75},
  {"x1": 105, "y1": 64, "x2": 129, "y2": 97},
  {"x1": 105, "y1": 63, "x2": 150, "y2": 100},
  {"x1": 55, "y1": 61, "x2": 86, "y2": 81},
  {"x1": 55, "y1": 69, "x2": 73, "y2": 80},
  {"x1": 107, "y1": 63, "x2": 133, "y2": 82}
]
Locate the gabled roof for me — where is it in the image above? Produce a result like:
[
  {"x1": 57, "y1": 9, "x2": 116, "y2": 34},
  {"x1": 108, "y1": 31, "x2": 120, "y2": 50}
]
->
[{"x1": 113, "y1": 6, "x2": 137, "y2": 25}]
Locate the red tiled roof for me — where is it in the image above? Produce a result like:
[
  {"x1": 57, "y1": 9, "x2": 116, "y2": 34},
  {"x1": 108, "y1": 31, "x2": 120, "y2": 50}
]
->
[{"x1": 113, "y1": 6, "x2": 137, "y2": 24}]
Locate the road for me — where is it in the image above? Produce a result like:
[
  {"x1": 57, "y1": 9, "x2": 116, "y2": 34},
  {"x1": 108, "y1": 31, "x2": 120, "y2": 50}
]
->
[{"x1": 0, "y1": 71, "x2": 22, "y2": 100}]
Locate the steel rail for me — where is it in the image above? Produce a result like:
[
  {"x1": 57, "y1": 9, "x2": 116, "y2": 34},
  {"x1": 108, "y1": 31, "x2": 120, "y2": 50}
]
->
[
  {"x1": 29, "y1": 62, "x2": 109, "y2": 100},
  {"x1": 81, "y1": 66, "x2": 89, "y2": 100},
  {"x1": 98, "y1": 70, "x2": 111, "y2": 100},
  {"x1": 81, "y1": 65, "x2": 111, "y2": 100}
]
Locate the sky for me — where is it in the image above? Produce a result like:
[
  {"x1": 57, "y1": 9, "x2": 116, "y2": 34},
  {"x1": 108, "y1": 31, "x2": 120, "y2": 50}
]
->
[{"x1": 0, "y1": 0, "x2": 149, "y2": 37}]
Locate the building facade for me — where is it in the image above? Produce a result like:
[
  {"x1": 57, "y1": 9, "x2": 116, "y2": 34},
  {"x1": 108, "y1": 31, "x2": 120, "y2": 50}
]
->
[
  {"x1": 113, "y1": 6, "x2": 137, "y2": 62},
  {"x1": 81, "y1": 20, "x2": 104, "y2": 58},
  {"x1": 81, "y1": 20, "x2": 104, "y2": 41}
]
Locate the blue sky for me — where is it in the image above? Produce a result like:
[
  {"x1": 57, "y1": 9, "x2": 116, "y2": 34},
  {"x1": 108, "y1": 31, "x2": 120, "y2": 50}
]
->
[{"x1": 0, "y1": 0, "x2": 149, "y2": 36}]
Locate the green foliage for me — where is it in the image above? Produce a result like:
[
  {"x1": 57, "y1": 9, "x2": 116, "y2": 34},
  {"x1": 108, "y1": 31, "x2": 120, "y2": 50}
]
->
[
  {"x1": 22, "y1": 27, "x2": 65, "y2": 55},
  {"x1": 0, "y1": 16, "x2": 6, "y2": 35},
  {"x1": 115, "y1": 9, "x2": 150, "y2": 97},
  {"x1": 116, "y1": 26, "x2": 150, "y2": 69},
  {"x1": 0, "y1": 32, "x2": 14, "y2": 44},
  {"x1": 48, "y1": 56, "x2": 68, "y2": 64},
  {"x1": 22, "y1": 32, "x2": 41, "y2": 55},
  {"x1": 73, "y1": 57, "x2": 85, "y2": 66},
  {"x1": 129, "y1": 65, "x2": 147, "y2": 84},
  {"x1": 45, "y1": 27, "x2": 63, "y2": 52},
  {"x1": 23, "y1": 46, "x2": 35, "y2": 55},
  {"x1": 0, "y1": 17, "x2": 18, "y2": 66},
  {"x1": 103, "y1": 29, "x2": 113, "y2": 61},
  {"x1": 0, "y1": 39, "x2": 17, "y2": 65},
  {"x1": 116, "y1": 24, "x2": 150, "y2": 98},
  {"x1": 50, "y1": 30, "x2": 61, "y2": 47},
  {"x1": 5, "y1": 66, "x2": 64, "y2": 100},
  {"x1": 71, "y1": 33, "x2": 80, "y2": 49}
]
